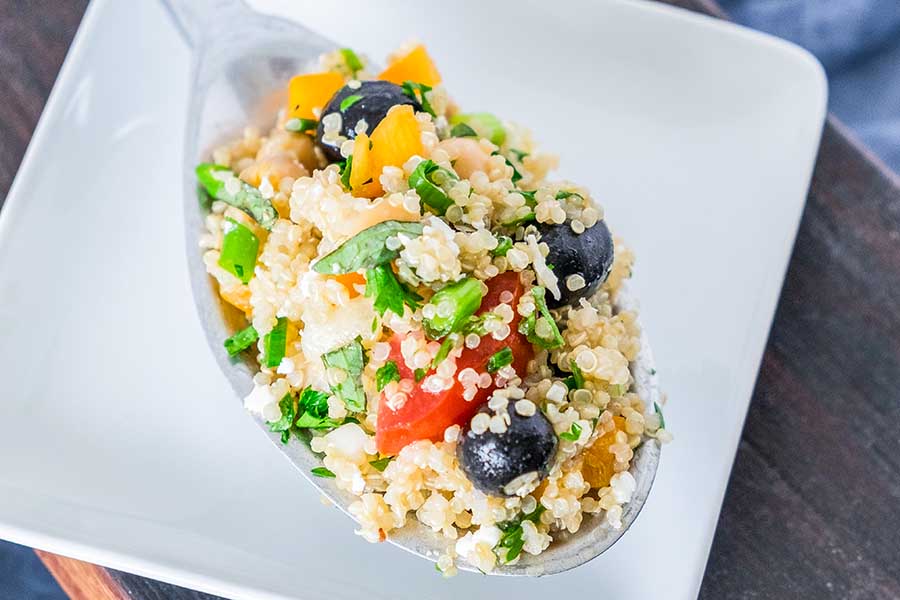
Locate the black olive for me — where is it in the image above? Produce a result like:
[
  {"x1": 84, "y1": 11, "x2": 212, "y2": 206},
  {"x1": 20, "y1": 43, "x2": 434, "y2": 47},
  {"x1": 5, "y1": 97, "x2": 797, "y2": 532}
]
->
[
  {"x1": 458, "y1": 400, "x2": 557, "y2": 497},
  {"x1": 316, "y1": 81, "x2": 421, "y2": 162},
  {"x1": 538, "y1": 220, "x2": 614, "y2": 308}
]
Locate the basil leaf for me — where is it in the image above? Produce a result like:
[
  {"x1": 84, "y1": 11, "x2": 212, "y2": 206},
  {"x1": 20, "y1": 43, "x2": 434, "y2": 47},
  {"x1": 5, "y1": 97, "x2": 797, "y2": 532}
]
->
[
  {"x1": 224, "y1": 324, "x2": 259, "y2": 356},
  {"x1": 322, "y1": 338, "x2": 366, "y2": 412},
  {"x1": 313, "y1": 220, "x2": 425, "y2": 275}
]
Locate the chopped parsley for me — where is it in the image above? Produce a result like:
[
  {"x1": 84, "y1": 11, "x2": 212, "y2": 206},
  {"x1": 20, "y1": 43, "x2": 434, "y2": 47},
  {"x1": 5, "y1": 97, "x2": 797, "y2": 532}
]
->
[
  {"x1": 400, "y1": 81, "x2": 436, "y2": 117},
  {"x1": 313, "y1": 220, "x2": 424, "y2": 275},
  {"x1": 311, "y1": 467, "x2": 336, "y2": 478},
  {"x1": 339, "y1": 94, "x2": 363, "y2": 111},
  {"x1": 369, "y1": 456, "x2": 392, "y2": 472},
  {"x1": 375, "y1": 360, "x2": 401, "y2": 392},
  {"x1": 365, "y1": 264, "x2": 422, "y2": 318},
  {"x1": 486, "y1": 347, "x2": 514, "y2": 373},
  {"x1": 339, "y1": 48, "x2": 364, "y2": 76},
  {"x1": 262, "y1": 317, "x2": 288, "y2": 368},
  {"x1": 322, "y1": 338, "x2": 367, "y2": 412},
  {"x1": 223, "y1": 324, "x2": 258, "y2": 357},
  {"x1": 559, "y1": 422, "x2": 582, "y2": 442},
  {"x1": 294, "y1": 387, "x2": 339, "y2": 430},
  {"x1": 494, "y1": 505, "x2": 546, "y2": 563}
]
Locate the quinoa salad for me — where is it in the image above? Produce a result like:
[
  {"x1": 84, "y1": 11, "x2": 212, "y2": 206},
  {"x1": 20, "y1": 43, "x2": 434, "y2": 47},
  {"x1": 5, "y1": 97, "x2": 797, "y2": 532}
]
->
[{"x1": 195, "y1": 44, "x2": 671, "y2": 575}]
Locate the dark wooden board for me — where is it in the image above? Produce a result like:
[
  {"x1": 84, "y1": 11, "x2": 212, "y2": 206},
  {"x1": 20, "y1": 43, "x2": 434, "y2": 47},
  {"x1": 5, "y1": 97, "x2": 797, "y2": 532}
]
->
[{"x1": 2, "y1": 1, "x2": 899, "y2": 599}]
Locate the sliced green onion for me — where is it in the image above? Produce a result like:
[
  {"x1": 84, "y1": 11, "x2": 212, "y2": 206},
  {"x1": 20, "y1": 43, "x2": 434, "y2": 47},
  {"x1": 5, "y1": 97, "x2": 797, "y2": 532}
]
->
[
  {"x1": 408, "y1": 160, "x2": 458, "y2": 215},
  {"x1": 340, "y1": 94, "x2": 363, "y2": 111},
  {"x1": 518, "y1": 286, "x2": 564, "y2": 350},
  {"x1": 449, "y1": 113, "x2": 506, "y2": 145},
  {"x1": 219, "y1": 218, "x2": 259, "y2": 284},
  {"x1": 313, "y1": 220, "x2": 424, "y2": 275},
  {"x1": 340, "y1": 48, "x2": 364, "y2": 76},
  {"x1": 195, "y1": 163, "x2": 278, "y2": 229},
  {"x1": 224, "y1": 324, "x2": 259, "y2": 356},
  {"x1": 263, "y1": 317, "x2": 288, "y2": 368},
  {"x1": 311, "y1": 466, "x2": 336, "y2": 478},
  {"x1": 432, "y1": 333, "x2": 460, "y2": 368},
  {"x1": 564, "y1": 359, "x2": 585, "y2": 390},
  {"x1": 285, "y1": 117, "x2": 318, "y2": 133},
  {"x1": 486, "y1": 347, "x2": 514, "y2": 373},
  {"x1": 422, "y1": 277, "x2": 485, "y2": 339}
]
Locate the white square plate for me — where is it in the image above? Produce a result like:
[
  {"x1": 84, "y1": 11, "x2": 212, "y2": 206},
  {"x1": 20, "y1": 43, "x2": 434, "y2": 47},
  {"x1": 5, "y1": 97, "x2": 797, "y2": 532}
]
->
[{"x1": 0, "y1": 0, "x2": 826, "y2": 598}]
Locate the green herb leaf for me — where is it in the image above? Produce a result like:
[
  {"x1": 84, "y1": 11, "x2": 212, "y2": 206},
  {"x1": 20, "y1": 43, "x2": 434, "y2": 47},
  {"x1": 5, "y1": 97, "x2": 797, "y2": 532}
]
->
[
  {"x1": 365, "y1": 264, "x2": 422, "y2": 318},
  {"x1": 223, "y1": 324, "x2": 259, "y2": 356},
  {"x1": 494, "y1": 505, "x2": 546, "y2": 563},
  {"x1": 566, "y1": 359, "x2": 585, "y2": 390},
  {"x1": 375, "y1": 361, "x2": 401, "y2": 392},
  {"x1": 339, "y1": 154, "x2": 354, "y2": 190},
  {"x1": 493, "y1": 151, "x2": 523, "y2": 183},
  {"x1": 340, "y1": 94, "x2": 363, "y2": 111},
  {"x1": 408, "y1": 159, "x2": 458, "y2": 215},
  {"x1": 518, "y1": 287, "x2": 564, "y2": 350},
  {"x1": 555, "y1": 190, "x2": 583, "y2": 201},
  {"x1": 654, "y1": 401, "x2": 666, "y2": 430},
  {"x1": 400, "y1": 81, "x2": 436, "y2": 117},
  {"x1": 450, "y1": 122, "x2": 479, "y2": 138},
  {"x1": 492, "y1": 236, "x2": 513, "y2": 256},
  {"x1": 262, "y1": 317, "x2": 288, "y2": 368},
  {"x1": 218, "y1": 218, "x2": 259, "y2": 284},
  {"x1": 422, "y1": 277, "x2": 485, "y2": 339},
  {"x1": 486, "y1": 347, "x2": 514, "y2": 373},
  {"x1": 267, "y1": 394, "x2": 296, "y2": 443},
  {"x1": 293, "y1": 387, "x2": 340, "y2": 430},
  {"x1": 509, "y1": 149, "x2": 529, "y2": 162},
  {"x1": 285, "y1": 117, "x2": 318, "y2": 133},
  {"x1": 311, "y1": 466, "x2": 336, "y2": 478},
  {"x1": 322, "y1": 338, "x2": 366, "y2": 412},
  {"x1": 449, "y1": 113, "x2": 506, "y2": 145},
  {"x1": 313, "y1": 220, "x2": 425, "y2": 275},
  {"x1": 432, "y1": 333, "x2": 459, "y2": 368},
  {"x1": 559, "y1": 422, "x2": 582, "y2": 442},
  {"x1": 340, "y1": 48, "x2": 364, "y2": 76},
  {"x1": 414, "y1": 367, "x2": 428, "y2": 382},
  {"x1": 195, "y1": 163, "x2": 278, "y2": 229},
  {"x1": 369, "y1": 456, "x2": 392, "y2": 471}
]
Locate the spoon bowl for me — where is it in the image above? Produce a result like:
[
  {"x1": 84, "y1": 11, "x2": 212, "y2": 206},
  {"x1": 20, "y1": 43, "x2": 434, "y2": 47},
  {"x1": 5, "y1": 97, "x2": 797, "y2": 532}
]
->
[{"x1": 168, "y1": 0, "x2": 661, "y2": 575}]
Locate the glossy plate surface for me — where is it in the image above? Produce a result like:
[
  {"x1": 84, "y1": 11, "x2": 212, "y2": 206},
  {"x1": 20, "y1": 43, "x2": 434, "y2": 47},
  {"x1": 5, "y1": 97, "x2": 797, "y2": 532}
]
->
[{"x1": 0, "y1": 0, "x2": 826, "y2": 598}]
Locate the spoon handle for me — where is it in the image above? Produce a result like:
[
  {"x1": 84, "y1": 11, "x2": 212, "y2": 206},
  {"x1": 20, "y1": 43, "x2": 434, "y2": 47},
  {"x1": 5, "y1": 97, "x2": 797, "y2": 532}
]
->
[{"x1": 159, "y1": 0, "x2": 252, "y2": 47}]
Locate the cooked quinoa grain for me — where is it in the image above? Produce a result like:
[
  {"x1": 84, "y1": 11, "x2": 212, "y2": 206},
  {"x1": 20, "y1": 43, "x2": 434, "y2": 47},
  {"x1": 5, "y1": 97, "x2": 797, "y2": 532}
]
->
[{"x1": 197, "y1": 42, "x2": 669, "y2": 575}]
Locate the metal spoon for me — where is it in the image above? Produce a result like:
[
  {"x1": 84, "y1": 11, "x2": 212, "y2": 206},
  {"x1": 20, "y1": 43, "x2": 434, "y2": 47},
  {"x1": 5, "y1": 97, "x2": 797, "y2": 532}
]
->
[{"x1": 165, "y1": 0, "x2": 661, "y2": 576}]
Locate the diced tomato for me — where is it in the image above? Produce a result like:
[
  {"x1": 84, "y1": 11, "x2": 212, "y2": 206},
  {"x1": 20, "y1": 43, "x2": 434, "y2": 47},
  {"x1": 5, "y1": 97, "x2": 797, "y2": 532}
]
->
[{"x1": 375, "y1": 271, "x2": 534, "y2": 454}]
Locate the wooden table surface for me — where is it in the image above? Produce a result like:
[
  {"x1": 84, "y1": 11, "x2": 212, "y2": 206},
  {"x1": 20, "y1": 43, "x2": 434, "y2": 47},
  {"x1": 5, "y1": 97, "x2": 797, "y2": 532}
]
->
[{"x1": 3, "y1": 0, "x2": 900, "y2": 598}]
